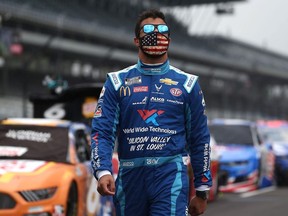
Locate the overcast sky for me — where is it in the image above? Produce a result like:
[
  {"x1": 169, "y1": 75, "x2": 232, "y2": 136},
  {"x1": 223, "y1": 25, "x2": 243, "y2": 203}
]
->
[{"x1": 168, "y1": 0, "x2": 288, "y2": 57}]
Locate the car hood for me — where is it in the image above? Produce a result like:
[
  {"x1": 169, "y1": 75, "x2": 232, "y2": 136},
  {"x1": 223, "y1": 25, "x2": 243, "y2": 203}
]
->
[
  {"x1": 271, "y1": 142, "x2": 288, "y2": 156},
  {"x1": 216, "y1": 145, "x2": 258, "y2": 162},
  {"x1": 0, "y1": 159, "x2": 74, "y2": 190}
]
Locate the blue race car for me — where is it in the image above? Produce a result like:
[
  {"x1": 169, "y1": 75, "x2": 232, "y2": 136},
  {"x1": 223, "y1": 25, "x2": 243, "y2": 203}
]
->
[
  {"x1": 257, "y1": 120, "x2": 288, "y2": 186},
  {"x1": 209, "y1": 119, "x2": 275, "y2": 193}
]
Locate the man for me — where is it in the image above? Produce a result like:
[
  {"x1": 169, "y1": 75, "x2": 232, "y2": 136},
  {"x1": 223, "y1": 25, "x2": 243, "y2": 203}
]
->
[{"x1": 91, "y1": 9, "x2": 212, "y2": 216}]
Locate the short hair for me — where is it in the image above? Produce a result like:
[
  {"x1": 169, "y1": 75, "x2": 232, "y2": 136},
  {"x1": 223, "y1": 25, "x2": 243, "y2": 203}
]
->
[{"x1": 134, "y1": 9, "x2": 167, "y2": 37}]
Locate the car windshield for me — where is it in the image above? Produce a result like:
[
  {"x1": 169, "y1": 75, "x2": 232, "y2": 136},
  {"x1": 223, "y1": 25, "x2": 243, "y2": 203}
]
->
[
  {"x1": 0, "y1": 124, "x2": 69, "y2": 163},
  {"x1": 258, "y1": 127, "x2": 288, "y2": 143},
  {"x1": 209, "y1": 124, "x2": 254, "y2": 146}
]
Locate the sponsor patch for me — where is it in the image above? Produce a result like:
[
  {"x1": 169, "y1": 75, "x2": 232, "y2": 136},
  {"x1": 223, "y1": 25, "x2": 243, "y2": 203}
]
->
[
  {"x1": 202, "y1": 96, "x2": 206, "y2": 107},
  {"x1": 160, "y1": 78, "x2": 178, "y2": 85},
  {"x1": 132, "y1": 97, "x2": 148, "y2": 105},
  {"x1": 111, "y1": 74, "x2": 119, "y2": 85},
  {"x1": 99, "y1": 87, "x2": 105, "y2": 99},
  {"x1": 201, "y1": 171, "x2": 211, "y2": 183},
  {"x1": 133, "y1": 86, "x2": 148, "y2": 93},
  {"x1": 137, "y1": 109, "x2": 165, "y2": 126},
  {"x1": 152, "y1": 84, "x2": 164, "y2": 95},
  {"x1": 94, "y1": 105, "x2": 102, "y2": 117},
  {"x1": 167, "y1": 99, "x2": 183, "y2": 105},
  {"x1": 184, "y1": 74, "x2": 198, "y2": 93},
  {"x1": 150, "y1": 97, "x2": 164, "y2": 103},
  {"x1": 170, "y1": 88, "x2": 182, "y2": 96},
  {"x1": 155, "y1": 84, "x2": 162, "y2": 92},
  {"x1": 119, "y1": 86, "x2": 131, "y2": 97},
  {"x1": 125, "y1": 76, "x2": 142, "y2": 85},
  {"x1": 108, "y1": 72, "x2": 122, "y2": 90}
]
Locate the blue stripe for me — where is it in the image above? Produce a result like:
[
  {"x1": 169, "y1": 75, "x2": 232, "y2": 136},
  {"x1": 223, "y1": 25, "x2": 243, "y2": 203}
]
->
[
  {"x1": 116, "y1": 168, "x2": 125, "y2": 216},
  {"x1": 119, "y1": 155, "x2": 183, "y2": 168},
  {"x1": 111, "y1": 104, "x2": 120, "y2": 148},
  {"x1": 185, "y1": 104, "x2": 192, "y2": 147},
  {"x1": 171, "y1": 162, "x2": 182, "y2": 216}
]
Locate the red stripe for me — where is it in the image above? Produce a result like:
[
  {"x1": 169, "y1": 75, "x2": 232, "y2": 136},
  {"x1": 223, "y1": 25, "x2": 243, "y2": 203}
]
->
[{"x1": 143, "y1": 47, "x2": 168, "y2": 51}]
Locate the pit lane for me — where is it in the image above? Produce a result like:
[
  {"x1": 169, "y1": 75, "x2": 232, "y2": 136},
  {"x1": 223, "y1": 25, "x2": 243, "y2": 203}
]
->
[{"x1": 205, "y1": 187, "x2": 288, "y2": 216}]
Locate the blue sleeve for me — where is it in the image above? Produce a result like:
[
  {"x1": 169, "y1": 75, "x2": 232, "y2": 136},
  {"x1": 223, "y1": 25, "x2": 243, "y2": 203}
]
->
[
  {"x1": 185, "y1": 80, "x2": 212, "y2": 188},
  {"x1": 90, "y1": 77, "x2": 120, "y2": 179}
]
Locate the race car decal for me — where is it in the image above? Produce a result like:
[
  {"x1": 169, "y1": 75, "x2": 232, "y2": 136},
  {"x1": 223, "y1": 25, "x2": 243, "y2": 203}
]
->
[
  {"x1": 0, "y1": 160, "x2": 46, "y2": 175},
  {"x1": 5, "y1": 129, "x2": 51, "y2": 143},
  {"x1": 0, "y1": 146, "x2": 28, "y2": 156}
]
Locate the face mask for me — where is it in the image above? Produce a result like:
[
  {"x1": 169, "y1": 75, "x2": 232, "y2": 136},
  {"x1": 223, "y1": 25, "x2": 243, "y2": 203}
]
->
[{"x1": 139, "y1": 32, "x2": 170, "y2": 57}]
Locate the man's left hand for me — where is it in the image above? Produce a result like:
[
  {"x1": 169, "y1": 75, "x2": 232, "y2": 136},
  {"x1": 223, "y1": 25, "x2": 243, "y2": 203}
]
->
[{"x1": 188, "y1": 196, "x2": 208, "y2": 216}]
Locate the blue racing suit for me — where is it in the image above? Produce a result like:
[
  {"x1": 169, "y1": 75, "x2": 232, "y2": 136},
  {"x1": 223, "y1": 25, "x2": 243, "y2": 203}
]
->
[{"x1": 91, "y1": 59, "x2": 212, "y2": 216}]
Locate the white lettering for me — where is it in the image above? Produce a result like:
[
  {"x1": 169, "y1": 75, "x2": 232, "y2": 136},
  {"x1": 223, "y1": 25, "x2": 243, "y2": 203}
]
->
[
  {"x1": 146, "y1": 143, "x2": 166, "y2": 150},
  {"x1": 135, "y1": 127, "x2": 149, "y2": 133},
  {"x1": 136, "y1": 144, "x2": 145, "y2": 151},
  {"x1": 122, "y1": 161, "x2": 134, "y2": 167},
  {"x1": 146, "y1": 158, "x2": 160, "y2": 165},
  {"x1": 6, "y1": 130, "x2": 51, "y2": 143},
  {"x1": 123, "y1": 128, "x2": 135, "y2": 134},
  {"x1": 127, "y1": 136, "x2": 149, "y2": 144},
  {"x1": 150, "y1": 136, "x2": 171, "y2": 143},
  {"x1": 130, "y1": 145, "x2": 136, "y2": 151},
  {"x1": 150, "y1": 97, "x2": 165, "y2": 103},
  {"x1": 149, "y1": 126, "x2": 177, "y2": 134}
]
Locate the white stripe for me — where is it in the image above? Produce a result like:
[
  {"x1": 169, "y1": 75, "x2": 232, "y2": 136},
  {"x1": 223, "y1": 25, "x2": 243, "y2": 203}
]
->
[
  {"x1": 108, "y1": 65, "x2": 136, "y2": 90},
  {"x1": 240, "y1": 186, "x2": 276, "y2": 198},
  {"x1": 170, "y1": 66, "x2": 198, "y2": 93}
]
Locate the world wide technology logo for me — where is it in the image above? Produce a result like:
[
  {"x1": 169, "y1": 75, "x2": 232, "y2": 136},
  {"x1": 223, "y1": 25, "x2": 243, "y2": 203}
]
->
[{"x1": 137, "y1": 109, "x2": 164, "y2": 126}]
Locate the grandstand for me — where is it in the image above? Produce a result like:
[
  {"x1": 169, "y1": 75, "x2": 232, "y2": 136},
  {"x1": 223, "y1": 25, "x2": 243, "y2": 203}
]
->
[{"x1": 0, "y1": 0, "x2": 288, "y2": 120}]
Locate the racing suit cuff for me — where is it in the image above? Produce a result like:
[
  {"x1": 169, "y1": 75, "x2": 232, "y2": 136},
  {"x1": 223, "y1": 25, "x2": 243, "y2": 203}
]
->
[
  {"x1": 96, "y1": 170, "x2": 112, "y2": 180},
  {"x1": 195, "y1": 185, "x2": 210, "y2": 191}
]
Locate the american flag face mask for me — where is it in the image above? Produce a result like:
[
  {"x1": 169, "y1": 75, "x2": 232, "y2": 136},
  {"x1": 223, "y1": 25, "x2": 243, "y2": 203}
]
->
[{"x1": 139, "y1": 32, "x2": 170, "y2": 56}]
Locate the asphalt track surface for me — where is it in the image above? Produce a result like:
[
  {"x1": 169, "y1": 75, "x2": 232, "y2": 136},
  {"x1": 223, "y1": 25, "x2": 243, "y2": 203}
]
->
[{"x1": 204, "y1": 187, "x2": 288, "y2": 216}]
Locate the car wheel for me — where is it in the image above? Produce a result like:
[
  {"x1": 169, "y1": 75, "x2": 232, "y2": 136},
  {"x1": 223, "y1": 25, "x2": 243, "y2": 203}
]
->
[{"x1": 66, "y1": 181, "x2": 78, "y2": 216}]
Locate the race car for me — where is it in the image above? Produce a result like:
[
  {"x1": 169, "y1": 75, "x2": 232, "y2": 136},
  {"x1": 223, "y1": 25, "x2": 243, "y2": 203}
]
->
[
  {"x1": 0, "y1": 118, "x2": 117, "y2": 216},
  {"x1": 257, "y1": 120, "x2": 288, "y2": 186},
  {"x1": 209, "y1": 118, "x2": 275, "y2": 193}
]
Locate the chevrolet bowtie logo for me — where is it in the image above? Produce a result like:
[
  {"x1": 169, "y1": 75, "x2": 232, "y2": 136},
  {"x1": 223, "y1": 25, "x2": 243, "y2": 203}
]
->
[
  {"x1": 120, "y1": 86, "x2": 131, "y2": 97},
  {"x1": 160, "y1": 78, "x2": 178, "y2": 85}
]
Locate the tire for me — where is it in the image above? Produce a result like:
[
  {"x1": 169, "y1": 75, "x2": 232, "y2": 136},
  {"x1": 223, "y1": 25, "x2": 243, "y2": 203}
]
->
[{"x1": 66, "y1": 181, "x2": 78, "y2": 216}]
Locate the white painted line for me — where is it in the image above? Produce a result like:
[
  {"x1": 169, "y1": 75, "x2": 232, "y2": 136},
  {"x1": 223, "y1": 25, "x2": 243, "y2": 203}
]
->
[{"x1": 240, "y1": 186, "x2": 276, "y2": 198}]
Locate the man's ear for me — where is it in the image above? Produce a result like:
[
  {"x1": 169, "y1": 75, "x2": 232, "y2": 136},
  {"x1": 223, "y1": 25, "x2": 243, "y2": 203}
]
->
[{"x1": 134, "y1": 37, "x2": 140, "y2": 47}]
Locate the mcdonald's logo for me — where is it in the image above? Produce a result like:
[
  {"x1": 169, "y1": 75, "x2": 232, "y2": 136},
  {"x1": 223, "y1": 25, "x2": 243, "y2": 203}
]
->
[{"x1": 120, "y1": 86, "x2": 131, "y2": 97}]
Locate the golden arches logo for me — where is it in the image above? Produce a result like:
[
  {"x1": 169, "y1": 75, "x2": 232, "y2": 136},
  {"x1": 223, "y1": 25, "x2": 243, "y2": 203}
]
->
[{"x1": 120, "y1": 86, "x2": 131, "y2": 97}]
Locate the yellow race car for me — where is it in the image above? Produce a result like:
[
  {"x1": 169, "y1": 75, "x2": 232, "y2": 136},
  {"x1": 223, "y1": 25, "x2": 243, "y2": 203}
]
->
[{"x1": 0, "y1": 118, "x2": 116, "y2": 216}]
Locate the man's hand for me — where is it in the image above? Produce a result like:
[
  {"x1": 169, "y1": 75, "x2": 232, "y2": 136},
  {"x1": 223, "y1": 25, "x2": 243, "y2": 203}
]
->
[
  {"x1": 97, "y1": 175, "x2": 115, "y2": 196},
  {"x1": 188, "y1": 196, "x2": 208, "y2": 216}
]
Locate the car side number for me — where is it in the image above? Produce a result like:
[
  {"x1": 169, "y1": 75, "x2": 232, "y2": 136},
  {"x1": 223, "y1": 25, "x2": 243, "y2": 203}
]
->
[{"x1": 44, "y1": 103, "x2": 66, "y2": 119}]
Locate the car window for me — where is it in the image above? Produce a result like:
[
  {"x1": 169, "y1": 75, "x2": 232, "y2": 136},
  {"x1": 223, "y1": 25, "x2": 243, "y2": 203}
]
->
[
  {"x1": 258, "y1": 127, "x2": 288, "y2": 143},
  {"x1": 209, "y1": 124, "x2": 254, "y2": 146},
  {"x1": 0, "y1": 125, "x2": 69, "y2": 163}
]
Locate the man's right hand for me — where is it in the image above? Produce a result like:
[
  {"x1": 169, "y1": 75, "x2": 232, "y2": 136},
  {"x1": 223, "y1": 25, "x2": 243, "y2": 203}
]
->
[{"x1": 97, "y1": 174, "x2": 115, "y2": 196}]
